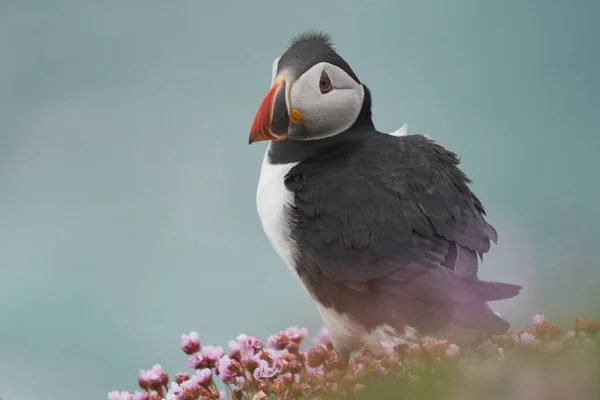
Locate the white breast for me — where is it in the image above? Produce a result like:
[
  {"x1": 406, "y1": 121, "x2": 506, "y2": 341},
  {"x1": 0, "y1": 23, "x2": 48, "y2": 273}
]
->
[
  {"x1": 256, "y1": 146, "x2": 416, "y2": 354},
  {"x1": 256, "y1": 146, "x2": 305, "y2": 288}
]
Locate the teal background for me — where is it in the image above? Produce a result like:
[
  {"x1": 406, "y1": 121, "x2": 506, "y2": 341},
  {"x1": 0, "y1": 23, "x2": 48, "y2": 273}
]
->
[{"x1": 1, "y1": 1, "x2": 598, "y2": 399}]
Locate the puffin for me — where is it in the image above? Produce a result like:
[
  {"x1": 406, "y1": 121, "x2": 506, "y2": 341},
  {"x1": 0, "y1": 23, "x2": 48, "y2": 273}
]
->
[{"x1": 249, "y1": 32, "x2": 521, "y2": 366}]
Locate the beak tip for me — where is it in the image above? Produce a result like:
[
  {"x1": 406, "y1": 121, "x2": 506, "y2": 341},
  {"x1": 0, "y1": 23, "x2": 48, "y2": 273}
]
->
[{"x1": 248, "y1": 77, "x2": 290, "y2": 145}]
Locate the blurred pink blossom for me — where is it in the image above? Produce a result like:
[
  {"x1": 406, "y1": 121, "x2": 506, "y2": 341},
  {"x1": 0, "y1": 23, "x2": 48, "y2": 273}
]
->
[{"x1": 180, "y1": 331, "x2": 200, "y2": 355}]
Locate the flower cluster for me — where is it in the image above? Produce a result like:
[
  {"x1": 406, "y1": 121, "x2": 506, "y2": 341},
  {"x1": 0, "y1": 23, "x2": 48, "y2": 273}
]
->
[{"x1": 109, "y1": 316, "x2": 599, "y2": 400}]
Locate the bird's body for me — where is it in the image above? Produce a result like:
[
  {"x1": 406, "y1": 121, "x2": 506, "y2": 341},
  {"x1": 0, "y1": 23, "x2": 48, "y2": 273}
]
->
[{"x1": 249, "y1": 32, "x2": 521, "y2": 365}]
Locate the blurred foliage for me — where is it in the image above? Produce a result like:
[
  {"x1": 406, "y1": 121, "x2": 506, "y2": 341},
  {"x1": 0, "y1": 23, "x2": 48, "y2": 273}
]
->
[{"x1": 110, "y1": 316, "x2": 599, "y2": 400}]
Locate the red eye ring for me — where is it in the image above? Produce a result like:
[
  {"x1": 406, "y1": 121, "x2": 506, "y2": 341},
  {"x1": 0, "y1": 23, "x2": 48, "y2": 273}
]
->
[{"x1": 319, "y1": 71, "x2": 333, "y2": 94}]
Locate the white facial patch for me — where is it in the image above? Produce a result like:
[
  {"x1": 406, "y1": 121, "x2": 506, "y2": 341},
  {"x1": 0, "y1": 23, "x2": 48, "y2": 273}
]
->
[
  {"x1": 270, "y1": 56, "x2": 281, "y2": 87},
  {"x1": 289, "y1": 62, "x2": 365, "y2": 140}
]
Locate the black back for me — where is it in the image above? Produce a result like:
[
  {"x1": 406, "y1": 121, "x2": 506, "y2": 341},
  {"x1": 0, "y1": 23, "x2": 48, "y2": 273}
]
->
[{"x1": 283, "y1": 132, "x2": 520, "y2": 334}]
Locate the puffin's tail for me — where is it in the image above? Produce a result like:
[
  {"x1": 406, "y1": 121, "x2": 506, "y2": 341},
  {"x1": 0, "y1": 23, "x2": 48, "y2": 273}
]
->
[
  {"x1": 466, "y1": 279, "x2": 522, "y2": 302},
  {"x1": 450, "y1": 279, "x2": 520, "y2": 334},
  {"x1": 451, "y1": 302, "x2": 511, "y2": 334}
]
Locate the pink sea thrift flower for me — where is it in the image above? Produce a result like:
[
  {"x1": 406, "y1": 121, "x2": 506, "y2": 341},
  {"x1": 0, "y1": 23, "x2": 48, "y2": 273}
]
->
[
  {"x1": 379, "y1": 337, "x2": 406, "y2": 356},
  {"x1": 305, "y1": 363, "x2": 325, "y2": 376},
  {"x1": 175, "y1": 372, "x2": 189, "y2": 384},
  {"x1": 284, "y1": 326, "x2": 308, "y2": 342},
  {"x1": 164, "y1": 382, "x2": 184, "y2": 400},
  {"x1": 533, "y1": 314, "x2": 545, "y2": 329},
  {"x1": 253, "y1": 359, "x2": 283, "y2": 380},
  {"x1": 237, "y1": 334, "x2": 263, "y2": 355},
  {"x1": 109, "y1": 391, "x2": 147, "y2": 400},
  {"x1": 181, "y1": 331, "x2": 200, "y2": 355},
  {"x1": 311, "y1": 327, "x2": 331, "y2": 347},
  {"x1": 151, "y1": 364, "x2": 168, "y2": 385},
  {"x1": 192, "y1": 368, "x2": 213, "y2": 386},
  {"x1": 275, "y1": 348, "x2": 294, "y2": 362},
  {"x1": 380, "y1": 341, "x2": 394, "y2": 356},
  {"x1": 235, "y1": 376, "x2": 246, "y2": 389},
  {"x1": 267, "y1": 333, "x2": 285, "y2": 350},
  {"x1": 108, "y1": 392, "x2": 133, "y2": 400},
  {"x1": 202, "y1": 345, "x2": 225, "y2": 366},
  {"x1": 228, "y1": 339, "x2": 241, "y2": 359},
  {"x1": 217, "y1": 355, "x2": 239, "y2": 384},
  {"x1": 355, "y1": 363, "x2": 366, "y2": 374},
  {"x1": 520, "y1": 332, "x2": 541, "y2": 346},
  {"x1": 187, "y1": 352, "x2": 204, "y2": 369},
  {"x1": 137, "y1": 368, "x2": 162, "y2": 390},
  {"x1": 234, "y1": 334, "x2": 264, "y2": 369},
  {"x1": 241, "y1": 352, "x2": 262, "y2": 371},
  {"x1": 132, "y1": 393, "x2": 148, "y2": 400},
  {"x1": 180, "y1": 379, "x2": 199, "y2": 396},
  {"x1": 446, "y1": 343, "x2": 460, "y2": 358}
]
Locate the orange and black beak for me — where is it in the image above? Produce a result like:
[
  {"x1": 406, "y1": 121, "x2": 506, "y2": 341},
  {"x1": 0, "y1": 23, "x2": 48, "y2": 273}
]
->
[{"x1": 249, "y1": 75, "x2": 303, "y2": 144}]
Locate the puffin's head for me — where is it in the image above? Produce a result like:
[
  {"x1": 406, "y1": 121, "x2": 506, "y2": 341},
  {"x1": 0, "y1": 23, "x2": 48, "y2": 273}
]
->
[{"x1": 249, "y1": 32, "x2": 370, "y2": 144}]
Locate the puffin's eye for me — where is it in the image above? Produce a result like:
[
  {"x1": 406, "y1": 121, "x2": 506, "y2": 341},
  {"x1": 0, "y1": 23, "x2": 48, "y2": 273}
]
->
[{"x1": 319, "y1": 71, "x2": 333, "y2": 94}]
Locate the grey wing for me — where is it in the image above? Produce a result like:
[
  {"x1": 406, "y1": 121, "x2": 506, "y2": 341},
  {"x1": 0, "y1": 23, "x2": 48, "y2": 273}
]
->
[{"x1": 285, "y1": 134, "x2": 516, "y2": 306}]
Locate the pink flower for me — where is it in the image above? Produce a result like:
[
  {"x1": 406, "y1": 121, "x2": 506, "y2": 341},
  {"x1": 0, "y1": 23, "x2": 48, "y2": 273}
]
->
[
  {"x1": 202, "y1": 345, "x2": 225, "y2": 366},
  {"x1": 151, "y1": 364, "x2": 164, "y2": 375},
  {"x1": 241, "y1": 352, "x2": 262, "y2": 371},
  {"x1": 164, "y1": 382, "x2": 184, "y2": 400},
  {"x1": 311, "y1": 327, "x2": 331, "y2": 347},
  {"x1": 267, "y1": 327, "x2": 308, "y2": 350},
  {"x1": 181, "y1": 331, "x2": 200, "y2": 355},
  {"x1": 445, "y1": 343, "x2": 460, "y2": 358},
  {"x1": 235, "y1": 376, "x2": 246, "y2": 389},
  {"x1": 354, "y1": 363, "x2": 366, "y2": 377},
  {"x1": 285, "y1": 326, "x2": 308, "y2": 343},
  {"x1": 520, "y1": 332, "x2": 541, "y2": 346},
  {"x1": 274, "y1": 348, "x2": 293, "y2": 361},
  {"x1": 137, "y1": 369, "x2": 162, "y2": 390},
  {"x1": 175, "y1": 372, "x2": 190, "y2": 384},
  {"x1": 253, "y1": 359, "x2": 283, "y2": 380},
  {"x1": 267, "y1": 333, "x2": 284, "y2": 350},
  {"x1": 236, "y1": 334, "x2": 263, "y2": 355},
  {"x1": 379, "y1": 337, "x2": 405, "y2": 356},
  {"x1": 234, "y1": 334, "x2": 264, "y2": 369},
  {"x1": 217, "y1": 355, "x2": 239, "y2": 384},
  {"x1": 192, "y1": 368, "x2": 212, "y2": 386},
  {"x1": 180, "y1": 378, "x2": 199, "y2": 394},
  {"x1": 305, "y1": 363, "x2": 325, "y2": 376},
  {"x1": 151, "y1": 364, "x2": 168, "y2": 385},
  {"x1": 131, "y1": 392, "x2": 148, "y2": 400},
  {"x1": 187, "y1": 352, "x2": 204, "y2": 369},
  {"x1": 108, "y1": 392, "x2": 133, "y2": 400},
  {"x1": 228, "y1": 339, "x2": 241, "y2": 359},
  {"x1": 188, "y1": 346, "x2": 225, "y2": 369},
  {"x1": 372, "y1": 360, "x2": 388, "y2": 375},
  {"x1": 533, "y1": 314, "x2": 545, "y2": 329}
]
